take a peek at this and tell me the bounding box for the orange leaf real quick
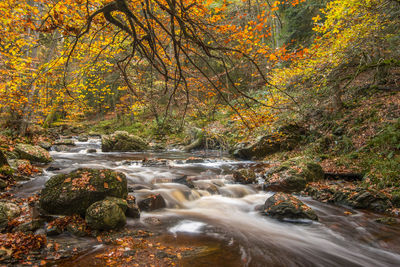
[64,178,71,183]
[104,182,109,189]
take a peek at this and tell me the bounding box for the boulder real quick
[193,181,219,194]
[38,141,52,150]
[126,201,140,218]
[85,200,126,230]
[9,159,36,175]
[347,190,391,213]
[174,175,195,189]
[137,193,166,211]
[87,149,97,153]
[264,158,324,193]
[233,169,257,184]
[264,168,307,193]
[0,202,21,229]
[263,192,318,221]
[15,144,52,163]
[102,131,148,152]
[40,168,127,215]
[232,124,306,160]
[104,196,128,213]
[77,135,88,142]
[305,184,392,213]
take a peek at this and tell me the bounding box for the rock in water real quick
[137,194,166,211]
[101,131,148,152]
[85,200,126,230]
[77,135,88,142]
[104,196,128,212]
[233,169,257,184]
[263,192,318,221]
[40,168,127,215]
[0,202,21,229]
[15,144,52,163]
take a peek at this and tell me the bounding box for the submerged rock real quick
[137,194,166,211]
[102,131,148,152]
[15,144,52,163]
[233,169,257,184]
[0,202,21,229]
[263,192,318,221]
[85,199,126,230]
[40,168,127,215]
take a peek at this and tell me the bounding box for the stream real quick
[15,137,400,266]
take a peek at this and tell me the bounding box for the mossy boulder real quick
[104,196,128,213]
[264,158,324,193]
[101,131,148,152]
[232,124,306,160]
[85,200,126,230]
[40,168,128,215]
[305,184,392,213]
[0,202,21,229]
[232,169,257,184]
[38,141,52,150]
[281,157,324,182]
[15,144,52,163]
[263,192,318,221]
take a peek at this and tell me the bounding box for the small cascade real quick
[14,137,400,266]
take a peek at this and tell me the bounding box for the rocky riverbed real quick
[0,136,399,266]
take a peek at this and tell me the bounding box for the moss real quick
[85,200,126,230]
[15,144,52,163]
[40,168,128,215]
[102,132,148,152]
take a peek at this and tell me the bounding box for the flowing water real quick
[16,138,400,266]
